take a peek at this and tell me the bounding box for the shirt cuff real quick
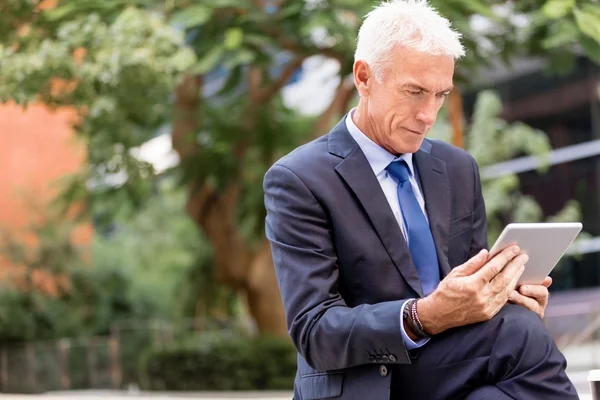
[400,299,430,350]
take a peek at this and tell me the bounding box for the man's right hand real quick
[417,246,528,335]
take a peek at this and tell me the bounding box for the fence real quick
[3,303,600,394]
[0,318,248,394]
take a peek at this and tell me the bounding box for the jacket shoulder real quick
[427,139,478,168]
[267,134,336,177]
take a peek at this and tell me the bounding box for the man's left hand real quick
[509,277,552,319]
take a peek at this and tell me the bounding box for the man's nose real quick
[416,98,438,126]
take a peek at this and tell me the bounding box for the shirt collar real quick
[345,108,415,177]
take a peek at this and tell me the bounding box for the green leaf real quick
[541,19,579,49]
[574,7,600,43]
[243,33,273,49]
[223,49,255,69]
[44,3,79,21]
[217,65,243,96]
[193,46,226,74]
[224,28,244,50]
[454,0,500,20]
[170,5,213,29]
[545,50,576,74]
[581,4,600,20]
[277,2,304,20]
[579,34,600,65]
[212,0,246,8]
[541,0,575,20]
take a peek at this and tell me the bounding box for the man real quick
[263,1,578,399]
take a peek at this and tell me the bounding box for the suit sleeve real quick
[264,163,411,371]
[468,156,489,258]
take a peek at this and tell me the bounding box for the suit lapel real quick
[330,120,424,297]
[413,145,452,277]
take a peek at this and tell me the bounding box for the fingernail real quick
[521,285,529,294]
[509,290,516,300]
[513,246,520,254]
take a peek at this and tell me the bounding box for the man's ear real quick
[353,60,372,97]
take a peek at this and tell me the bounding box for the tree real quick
[1,0,600,336]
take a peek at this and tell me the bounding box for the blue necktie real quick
[386,160,440,296]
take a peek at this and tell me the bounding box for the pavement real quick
[0,369,593,399]
[0,392,293,399]
[0,376,592,399]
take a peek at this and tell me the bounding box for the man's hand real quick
[508,277,552,319]
[417,246,527,335]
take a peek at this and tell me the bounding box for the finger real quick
[475,246,521,283]
[509,291,543,318]
[453,249,488,276]
[488,253,529,292]
[541,276,552,288]
[519,284,549,301]
[519,284,549,309]
[508,265,525,293]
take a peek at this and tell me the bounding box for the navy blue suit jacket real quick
[263,117,488,399]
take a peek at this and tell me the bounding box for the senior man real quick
[263,0,578,399]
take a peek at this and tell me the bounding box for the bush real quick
[139,334,297,391]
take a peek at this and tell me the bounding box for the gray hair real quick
[354,0,465,82]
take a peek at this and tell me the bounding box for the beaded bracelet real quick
[409,299,430,339]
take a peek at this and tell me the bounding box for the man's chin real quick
[394,138,425,154]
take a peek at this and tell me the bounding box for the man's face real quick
[363,46,455,154]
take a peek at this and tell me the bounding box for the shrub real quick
[140,334,296,391]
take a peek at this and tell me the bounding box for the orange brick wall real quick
[0,103,92,293]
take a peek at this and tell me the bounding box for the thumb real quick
[453,249,488,276]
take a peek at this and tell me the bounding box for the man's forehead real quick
[399,80,454,92]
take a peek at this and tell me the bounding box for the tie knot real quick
[386,160,411,183]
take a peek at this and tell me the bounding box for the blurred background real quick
[1,0,600,398]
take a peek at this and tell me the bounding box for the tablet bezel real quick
[487,222,582,286]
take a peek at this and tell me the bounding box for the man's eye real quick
[438,92,450,98]
[408,90,422,95]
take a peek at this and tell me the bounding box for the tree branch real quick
[260,24,347,65]
[313,75,356,138]
[255,56,305,103]
[172,74,202,159]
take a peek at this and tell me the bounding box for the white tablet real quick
[488,222,583,285]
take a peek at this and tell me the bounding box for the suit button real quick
[382,355,389,363]
[379,365,388,377]
[389,355,397,362]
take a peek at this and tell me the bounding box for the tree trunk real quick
[449,86,464,149]
[246,240,288,336]
[172,75,287,337]
[171,67,355,337]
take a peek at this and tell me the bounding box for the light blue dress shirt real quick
[345,109,430,350]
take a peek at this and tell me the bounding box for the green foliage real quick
[2,1,599,227]
[0,209,158,343]
[519,0,600,73]
[140,334,296,391]
[92,178,209,318]
[542,0,575,20]
[93,177,239,322]
[0,261,155,344]
[0,5,195,208]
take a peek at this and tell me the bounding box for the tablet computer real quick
[488,222,582,285]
